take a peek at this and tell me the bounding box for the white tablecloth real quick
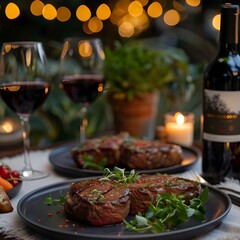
[0,149,240,240]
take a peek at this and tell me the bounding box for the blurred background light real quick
[212,13,220,30]
[76,5,91,22]
[78,41,92,58]
[83,21,93,34]
[119,22,135,38]
[42,4,57,20]
[96,4,111,20]
[128,1,143,17]
[0,0,222,39]
[57,7,71,22]
[88,17,103,33]
[30,0,44,17]
[164,9,180,26]
[5,3,20,19]
[138,0,149,7]
[147,2,163,18]
[186,0,201,7]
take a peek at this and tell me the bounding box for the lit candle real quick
[165,112,194,147]
[0,118,22,147]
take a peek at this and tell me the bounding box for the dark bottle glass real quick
[202,4,240,184]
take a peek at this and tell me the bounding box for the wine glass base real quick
[20,169,49,180]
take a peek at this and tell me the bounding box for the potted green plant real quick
[104,42,191,139]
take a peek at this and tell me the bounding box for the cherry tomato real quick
[0,166,11,179]
[9,179,19,187]
[11,170,20,179]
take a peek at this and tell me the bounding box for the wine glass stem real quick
[80,106,88,144]
[20,115,33,174]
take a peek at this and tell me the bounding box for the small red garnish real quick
[0,165,11,179]
[65,219,70,223]
[11,170,20,178]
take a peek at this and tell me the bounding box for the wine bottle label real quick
[203,89,240,142]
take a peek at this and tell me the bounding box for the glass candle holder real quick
[165,112,195,147]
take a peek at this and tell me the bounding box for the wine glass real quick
[59,37,105,144]
[0,42,51,180]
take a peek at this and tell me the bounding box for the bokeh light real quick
[57,7,71,22]
[147,2,163,18]
[128,1,143,17]
[212,13,220,30]
[30,0,44,16]
[186,0,201,7]
[5,3,20,20]
[88,17,103,33]
[96,4,111,20]
[42,4,57,20]
[164,9,180,26]
[138,0,149,7]
[119,22,135,38]
[78,41,92,58]
[0,0,208,38]
[76,5,91,22]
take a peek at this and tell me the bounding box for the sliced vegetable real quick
[0,176,13,191]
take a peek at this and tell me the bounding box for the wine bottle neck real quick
[218,4,239,55]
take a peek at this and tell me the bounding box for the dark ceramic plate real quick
[17,178,231,240]
[49,142,201,178]
[6,180,22,199]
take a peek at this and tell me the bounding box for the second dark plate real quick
[49,142,200,178]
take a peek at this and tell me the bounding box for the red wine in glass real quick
[0,82,50,116]
[0,41,51,180]
[62,74,104,105]
[60,37,105,144]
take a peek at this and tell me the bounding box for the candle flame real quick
[175,112,184,125]
[0,121,14,133]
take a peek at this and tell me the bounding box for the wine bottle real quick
[202,4,240,184]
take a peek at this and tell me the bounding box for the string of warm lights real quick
[1,0,220,38]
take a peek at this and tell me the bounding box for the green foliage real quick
[82,155,107,171]
[124,186,209,233]
[104,42,191,101]
[44,194,65,206]
[100,167,139,184]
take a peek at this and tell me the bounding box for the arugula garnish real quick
[100,167,139,183]
[44,194,65,206]
[82,155,107,171]
[124,186,209,233]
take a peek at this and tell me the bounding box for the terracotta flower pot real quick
[108,91,160,139]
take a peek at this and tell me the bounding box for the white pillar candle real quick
[165,112,194,147]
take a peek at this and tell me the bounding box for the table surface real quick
[0,141,69,240]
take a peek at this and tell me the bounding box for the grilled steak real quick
[71,132,129,168]
[64,173,201,226]
[128,174,201,215]
[72,133,184,171]
[64,178,130,226]
[121,140,183,170]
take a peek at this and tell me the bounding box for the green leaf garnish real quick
[124,187,209,233]
[100,167,139,183]
[82,155,107,171]
[44,194,65,206]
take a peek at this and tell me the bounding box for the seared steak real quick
[128,174,201,215]
[64,178,130,226]
[121,140,183,170]
[64,173,201,226]
[72,134,184,171]
[71,132,129,168]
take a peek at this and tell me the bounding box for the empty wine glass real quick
[0,42,51,180]
[59,37,105,144]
